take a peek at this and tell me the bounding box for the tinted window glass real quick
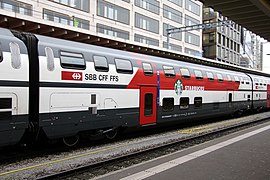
[144,93,153,116]
[10,42,21,69]
[163,98,174,111]
[45,47,54,71]
[94,56,109,72]
[194,97,202,107]
[142,62,153,76]
[115,58,133,74]
[163,65,175,78]
[60,51,85,69]
[180,97,189,109]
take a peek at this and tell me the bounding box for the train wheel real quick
[105,129,118,140]
[63,135,79,147]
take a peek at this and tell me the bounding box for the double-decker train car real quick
[0,27,270,147]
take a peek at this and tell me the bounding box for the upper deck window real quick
[142,62,153,76]
[227,75,232,82]
[10,42,21,69]
[206,72,214,81]
[45,47,55,71]
[180,68,190,78]
[60,51,86,69]
[234,76,240,83]
[217,73,223,82]
[0,44,2,63]
[93,56,109,72]
[163,65,175,78]
[194,70,203,80]
[115,58,133,74]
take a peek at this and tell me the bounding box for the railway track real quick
[33,112,270,180]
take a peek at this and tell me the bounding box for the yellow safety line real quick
[0,143,127,176]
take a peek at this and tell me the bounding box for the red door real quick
[140,86,157,125]
[267,85,270,108]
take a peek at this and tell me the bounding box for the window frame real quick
[142,62,153,76]
[115,58,133,74]
[163,65,176,78]
[59,51,86,70]
[93,55,109,72]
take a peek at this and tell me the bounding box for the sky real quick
[263,42,270,74]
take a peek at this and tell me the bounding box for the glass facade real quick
[163,5,182,24]
[135,34,159,47]
[97,23,129,40]
[135,13,159,34]
[135,0,160,15]
[0,0,32,16]
[50,0,89,12]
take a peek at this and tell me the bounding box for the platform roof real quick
[201,0,270,41]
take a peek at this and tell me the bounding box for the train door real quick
[140,86,157,125]
[267,85,270,108]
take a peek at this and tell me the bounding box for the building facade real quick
[202,7,241,66]
[0,0,203,56]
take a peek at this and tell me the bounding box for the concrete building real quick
[202,7,241,66]
[240,28,263,71]
[0,0,203,56]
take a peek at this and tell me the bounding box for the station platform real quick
[97,120,270,180]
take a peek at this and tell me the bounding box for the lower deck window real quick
[163,98,174,112]
[194,97,202,108]
[180,97,189,109]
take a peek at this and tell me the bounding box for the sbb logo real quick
[62,71,82,81]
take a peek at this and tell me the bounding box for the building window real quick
[185,32,200,46]
[185,15,200,27]
[185,48,200,56]
[50,0,89,12]
[168,0,182,6]
[194,70,203,80]
[115,59,133,74]
[97,0,130,25]
[0,0,32,16]
[163,42,182,52]
[163,65,175,78]
[60,51,85,70]
[163,98,174,112]
[43,9,70,25]
[142,62,153,76]
[135,0,160,15]
[135,13,159,34]
[134,34,159,47]
[163,23,182,41]
[180,97,189,109]
[194,97,202,107]
[93,56,109,72]
[185,0,200,16]
[97,24,129,40]
[163,5,182,24]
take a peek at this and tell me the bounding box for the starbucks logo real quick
[174,79,183,95]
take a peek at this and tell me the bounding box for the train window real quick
[91,94,96,104]
[217,73,223,82]
[194,70,203,80]
[194,97,202,108]
[180,97,189,109]
[10,42,21,69]
[163,65,175,78]
[206,72,214,81]
[60,51,85,70]
[93,56,109,72]
[45,47,55,71]
[229,93,232,103]
[142,62,153,76]
[180,68,190,79]
[162,98,174,112]
[144,93,153,116]
[234,76,240,83]
[115,58,133,74]
[227,75,232,82]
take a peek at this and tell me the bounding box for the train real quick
[0,27,270,147]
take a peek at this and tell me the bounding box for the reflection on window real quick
[206,72,214,81]
[180,68,190,78]
[163,65,175,78]
[60,51,85,69]
[144,93,153,116]
[115,59,133,74]
[94,56,108,72]
[142,62,153,76]
[194,70,203,80]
